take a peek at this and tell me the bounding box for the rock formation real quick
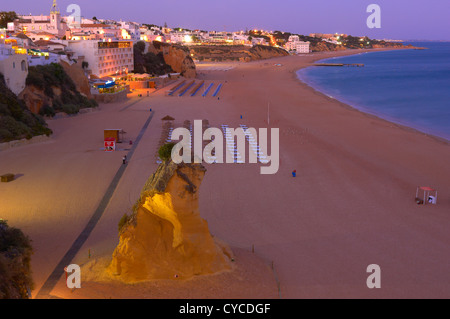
[108,161,232,282]
[18,85,48,115]
[59,59,92,99]
[189,44,289,62]
[19,63,97,115]
[247,45,290,60]
[148,41,197,78]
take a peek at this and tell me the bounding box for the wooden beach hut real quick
[104,129,125,143]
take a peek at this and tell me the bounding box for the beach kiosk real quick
[415,186,438,205]
[104,137,116,152]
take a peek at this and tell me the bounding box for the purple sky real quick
[4,0,450,40]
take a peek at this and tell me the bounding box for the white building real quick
[68,40,134,78]
[27,52,60,67]
[14,0,69,38]
[251,37,268,46]
[0,42,28,95]
[118,21,141,42]
[285,40,310,54]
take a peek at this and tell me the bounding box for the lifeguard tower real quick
[415,186,438,205]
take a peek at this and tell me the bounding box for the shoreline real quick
[291,48,450,145]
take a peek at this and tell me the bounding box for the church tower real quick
[50,0,61,33]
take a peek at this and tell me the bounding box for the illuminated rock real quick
[107,161,232,282]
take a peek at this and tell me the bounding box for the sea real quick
[297,42,450,141]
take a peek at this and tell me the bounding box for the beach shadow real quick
[13,174,24,180]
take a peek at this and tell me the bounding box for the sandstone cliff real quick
[148,42,197,78]
[18,85,49,115]
[108,161,232,282]
[247,45,290,60]
[310,42,346,52]
[59,59,92,99]
[19,63,97,116]
[189,44,289,62]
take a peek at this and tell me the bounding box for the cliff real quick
[310,42,346,52]
[248,45,290,60]
[189,44,289,62]
[59,59,92,99]
[0,73,51,143]
[148,41,197,78]
[19,63,97,116]
[107,161,232,282]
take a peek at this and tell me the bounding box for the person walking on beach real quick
[123,155,127,165]
[292,170,296,177]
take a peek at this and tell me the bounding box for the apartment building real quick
[68,40,134,78]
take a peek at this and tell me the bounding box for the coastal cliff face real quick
[59,60,92,99]
[148,42,197,78]
[18,85,48,115]
[19,63,97,116]
[248,45,290,60]
[190,44,289,62]
[311,42,347,52]
[107,161,232,282]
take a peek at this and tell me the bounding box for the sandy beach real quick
[1,48,450,299]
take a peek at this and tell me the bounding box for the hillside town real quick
[0,0,400,101]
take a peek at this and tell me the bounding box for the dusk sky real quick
[4,0,450,40]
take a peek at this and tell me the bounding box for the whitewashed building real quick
[14,0,69,38]
[67,40,134,78]
[285,39,310,54]
[0,42,28,95]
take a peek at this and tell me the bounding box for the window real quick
[21,60,26,72]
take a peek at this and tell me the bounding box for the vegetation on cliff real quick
[0,73,52,143]
[158,142,175,162]
[150,41,196,78]
[25,63,97,117]
[0,220,34,299]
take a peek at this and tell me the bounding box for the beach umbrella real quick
[161,115,175,121]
